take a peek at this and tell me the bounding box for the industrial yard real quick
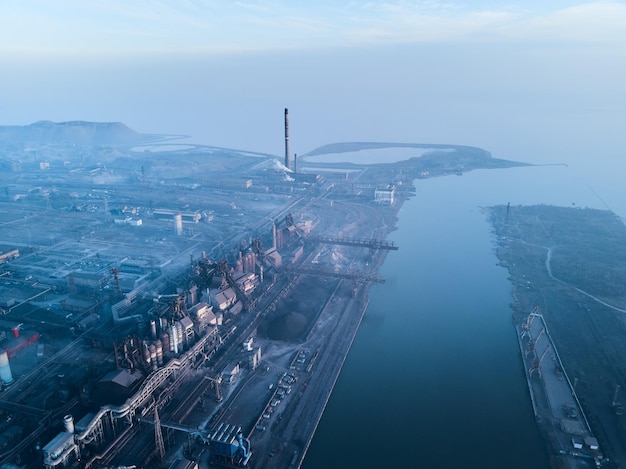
[0,118,525,468]
[490,204,626,469]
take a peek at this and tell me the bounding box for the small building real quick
[114,217,142,226]
[153,209,201,223]
[189,302,217,335]
[77,313,100,330]
[67,271,108,293]
[43,432,79,469]
[234,272,257,294]
[74,413,95,433]
[584,436,599,451]
[214,287,237,311]
[117,273,143,292]
[375,184,396,205]
[222,363,240,385]
[189,302,216,324]
[285,245,304,264]
[229,301,243,315]
[264,249,282,268]
[215,311,224,326]
[0,297,16,309]
[61,296,99,315]
[572,438,583,450]
[208,423,251,467]
[0,247,19,264]
[293,172,321,184]
[246,347,262,370]
[186,284,199,305]
[93,368,143,406]
[119,258,153,274]
[243,337,253,352]
[180,316,195,347]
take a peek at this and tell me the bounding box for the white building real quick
[43,432,79,469]
[375,184,396,205]
[214,287,237,311]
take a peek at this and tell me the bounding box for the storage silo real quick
[160,332,170,355]
[170,325,178,354]
[149,344,157,371]
[0,351,13,385]
[63,414,75,434]
[175,321,184,352]
[142,341,151,366]
[155,340,163,366]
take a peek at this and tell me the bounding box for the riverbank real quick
[489,204,626,467]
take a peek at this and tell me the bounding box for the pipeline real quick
[75,327,217,444]
[111,297,143,325]
[236,430,252,465]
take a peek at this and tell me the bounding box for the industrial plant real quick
[0,115,511,468]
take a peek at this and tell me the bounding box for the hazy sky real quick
[1,1,624,186]
[2,1,625,56]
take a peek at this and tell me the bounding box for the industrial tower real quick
[284,108,290,170]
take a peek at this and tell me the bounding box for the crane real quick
[205,374,223,403]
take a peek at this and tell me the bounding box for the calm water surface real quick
[303,165,606,469]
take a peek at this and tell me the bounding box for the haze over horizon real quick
[1,1,624,212]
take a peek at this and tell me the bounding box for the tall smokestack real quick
[284,108,290,170]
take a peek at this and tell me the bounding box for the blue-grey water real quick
[303,165,609,469]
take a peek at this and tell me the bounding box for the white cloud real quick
[0,1,624,58]
[503,2,626,43]
[343,1,626,45]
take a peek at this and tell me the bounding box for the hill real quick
[0,120,148,145]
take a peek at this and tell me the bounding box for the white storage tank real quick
[63,414,74,434]
[160,332,170,354]
[149,344,157,370]
[175,322,184,352]
[155,339,164,366]
[0,350,13,385]
[143,340,151,365]
[170,325,178,354]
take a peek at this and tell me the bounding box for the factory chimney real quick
[0,351,13,385]
[284,108,290,170]
[294,153,297,174]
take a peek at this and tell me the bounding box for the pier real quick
[518,311,602,468]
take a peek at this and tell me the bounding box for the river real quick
[302,164,608,469]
